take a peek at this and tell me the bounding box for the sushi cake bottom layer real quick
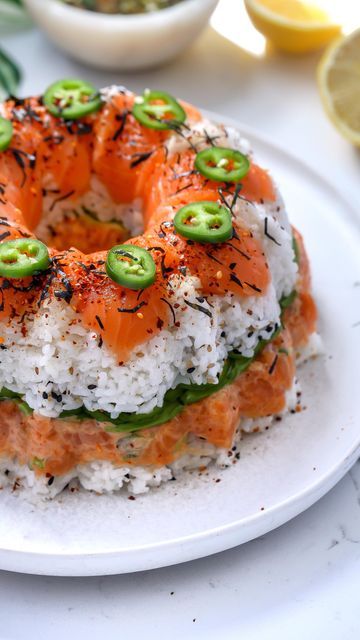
[0,331,321,502]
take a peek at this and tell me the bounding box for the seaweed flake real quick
[130,150,153,168]
[160,253,173,280]
[174,182,193,195]
[203,129,221,147]
[6,95,26,107]
[184,299,212,318]
[230,273,244,288]
[223,242,251,261]
[112,110,128,141]
[160,297,176,323]
[117,301,147,314]
[11,108,26,123]
[11,149,27,187]
[244,282,262,293]
[147,245,165,254]
[77,121,93,136]
[166,120,198,152]
[55,268,73,303]
[217,186,229,210]
[76,261,91,273]
[64,120,93,136]
[95,315,104,330]
[49,190,75,212]
[230,183,243,211]
[205,251,224,266]
[170,169,196,181]
[43,133,65,145]
[159,220,173,237]
[3,277,41,293]
[25,105,42,123]
[268,354,278,375]
[217,183,243,216]
[264,217,281,246]
[38,271,56,307]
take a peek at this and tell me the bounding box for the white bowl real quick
[23,0,219,71]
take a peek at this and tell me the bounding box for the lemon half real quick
[318,29,360,146]
[244,0,341,54]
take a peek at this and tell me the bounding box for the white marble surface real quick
[1,2,360,636]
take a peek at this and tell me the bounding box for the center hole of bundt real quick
[35,186,135,254]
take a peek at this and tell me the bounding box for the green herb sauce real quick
[62,0,183,14]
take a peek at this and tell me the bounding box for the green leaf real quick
[0,0,31,34]
[0,47,22,100]
[0,387,21,399]
[18,401,33,416]
[280,290,297,310]
[30,456,45,470]
[292,235,300,265]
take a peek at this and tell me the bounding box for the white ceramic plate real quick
[0,116,359,577]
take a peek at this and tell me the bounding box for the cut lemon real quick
[244,0,341,54]
[318,29,360,146]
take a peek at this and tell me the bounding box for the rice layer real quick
[0,357,325,504]
[0,120,297,419]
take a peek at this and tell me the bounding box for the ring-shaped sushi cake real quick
[0,82,319,499]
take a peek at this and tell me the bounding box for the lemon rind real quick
[244,0,341,33]
[317,32,360,147]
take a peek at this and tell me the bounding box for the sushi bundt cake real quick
[0,81,318,498]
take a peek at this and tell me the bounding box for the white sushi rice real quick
[0,96,319,501]
[0,275,283,417]
[0,352,319,503]
[0,117,296,417]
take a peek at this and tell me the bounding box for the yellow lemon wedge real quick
[318,29,360,146]
[244,0,342,53]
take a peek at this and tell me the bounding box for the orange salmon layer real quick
[0,328,295,477]
[0,90,274,362]
[0,87,317,479]
[0,251,316,478]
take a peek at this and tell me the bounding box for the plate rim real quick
[1,115,359,576]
